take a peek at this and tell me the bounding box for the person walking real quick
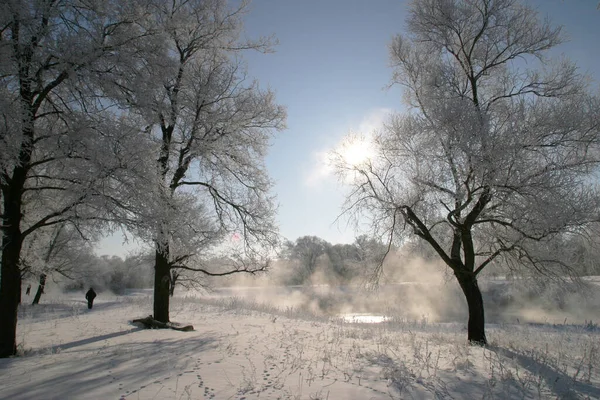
[85,287,97,309]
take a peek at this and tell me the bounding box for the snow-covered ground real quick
[1,288,599,399]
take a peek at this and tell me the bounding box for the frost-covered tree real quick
[115,0,286,323]
[335,0,600,344]
[0,0,149,357]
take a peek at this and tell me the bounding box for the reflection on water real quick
[341,314,388,324]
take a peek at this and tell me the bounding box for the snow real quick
[341,314,389,324]
[1,289,600,399]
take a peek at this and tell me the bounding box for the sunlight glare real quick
[339,135,374,167]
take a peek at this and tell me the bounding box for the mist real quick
[203,250,600,327]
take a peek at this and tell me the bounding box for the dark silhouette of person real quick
[25,284,31,296]
[85,288,97,309]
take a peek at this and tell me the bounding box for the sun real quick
[338,134,374,167]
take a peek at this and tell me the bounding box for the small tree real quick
[335,0,600,344]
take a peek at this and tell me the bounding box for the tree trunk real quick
[0,173,26,357]
[32,224,64,307]
[455,272,487,345]
[169,270,178,297]
[32,274,47,305]
[0,236,22,358]
[153,248,171,323]
[1,44,37,357]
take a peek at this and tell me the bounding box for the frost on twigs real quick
[114,0,286,322]
[132,315,194,332]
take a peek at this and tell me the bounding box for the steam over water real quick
[202,278,600,326]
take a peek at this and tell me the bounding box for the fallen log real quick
[132,315,194,332]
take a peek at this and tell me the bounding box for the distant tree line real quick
[279,235,389,285]
[26,230,600,303]
[280,234,600,286]
[20,249,154,303]
[18,233,390,297]
[59,254,154,294]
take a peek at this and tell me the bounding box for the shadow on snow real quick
[0,333,218,400]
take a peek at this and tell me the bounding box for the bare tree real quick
[117,0,286,323]
[334,0,600,344]
[0,0,149,357]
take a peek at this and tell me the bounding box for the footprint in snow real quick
[204,386,215,396]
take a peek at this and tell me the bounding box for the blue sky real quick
[97,0,600,257]
[240,0,409,246]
